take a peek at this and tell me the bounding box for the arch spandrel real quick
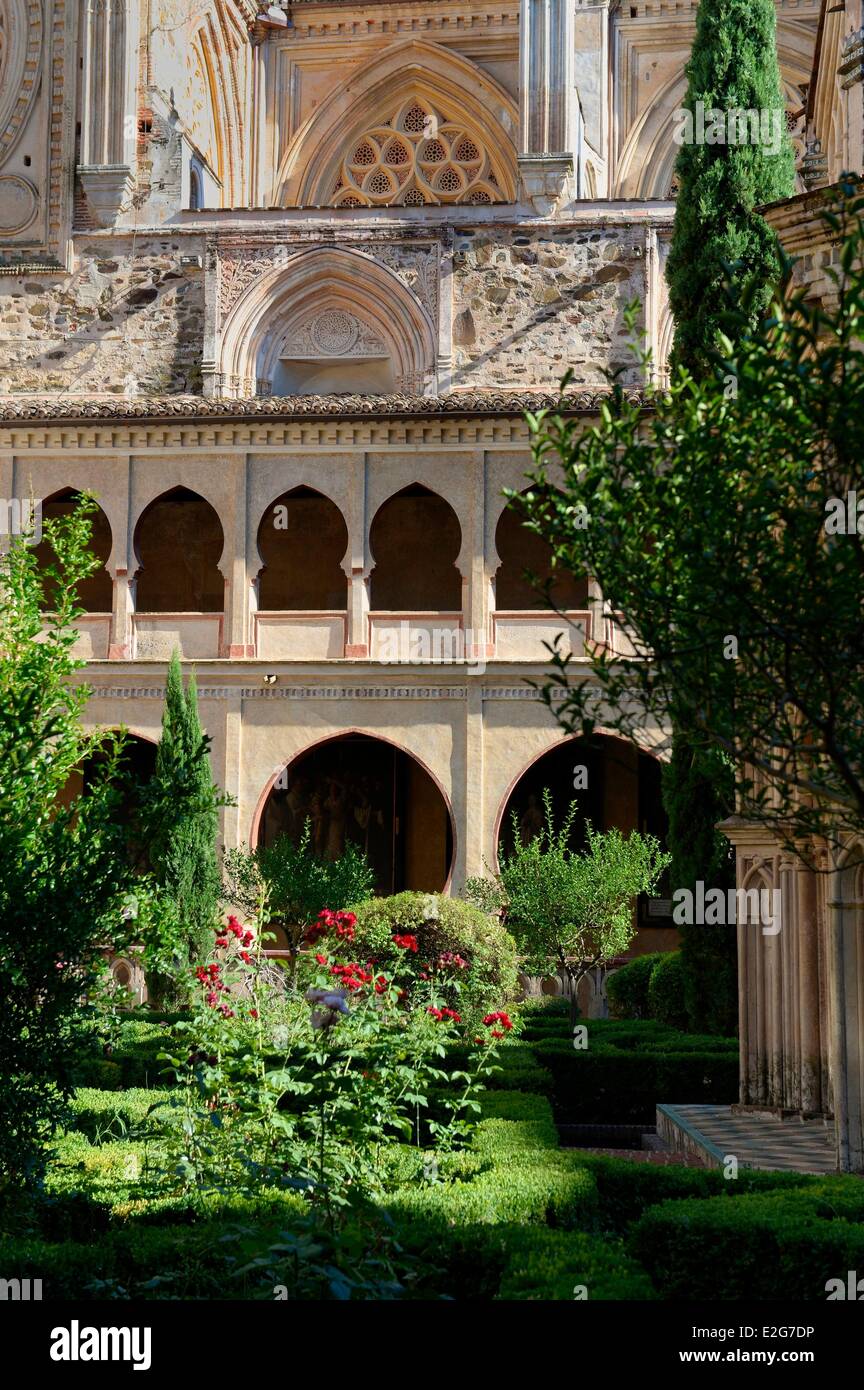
[274,38,518,209]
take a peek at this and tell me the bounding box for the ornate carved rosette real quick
[333,98,502,208]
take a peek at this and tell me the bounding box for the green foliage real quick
[606,953,663,1021]
[576,1151,822,1234]
[156,920,506,1211]
[646,951,689,1031]
[510,1013,737,1122]
[490,790,668,1005]
[139,652,225,992]
[348,891,519,1029]
[630,1184,864,1300]
[223,821,375,957]
[667,0,795,375]
[520,192,864,859]
[0,500,134,1186]
[662,737,737,1035]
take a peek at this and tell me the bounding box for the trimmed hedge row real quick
[507,1006,738,1122]
[575,1152,824,1232]
[630,1184,864,1300]
[8,1087,658,1300]
[531,1044,739,1122]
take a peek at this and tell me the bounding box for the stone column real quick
[464,450,490,664]
[797,860,823,1115]
[78,0,138,226]
[573,0,611,197]
[519,0,578,212]
[345,452,369,658]
[108,568,133,659]
[827,859,864,1171]
[223,457,252,659]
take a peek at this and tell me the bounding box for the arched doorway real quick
[33,489,113,612]
[259,733,454,895]
[369,484,461,610]
[59,732,158,870]
[257,487,348,610]
[494,492,588,610]
[134,488,224,612]
[497,734,670,927]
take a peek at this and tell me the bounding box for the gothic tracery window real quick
[332,99,503,208]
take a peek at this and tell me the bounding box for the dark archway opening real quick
[495,494,588,610]
[34,490,113,612]
[134,487,224,613]
[257,487,348,610]
[58,733,158,871]
[369,484,461,610]
[260,734,453,896]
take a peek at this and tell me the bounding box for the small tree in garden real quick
[223,822,375,979]
[474,790,669,1019]
[139,651,225,990]
[0,499,133,1185]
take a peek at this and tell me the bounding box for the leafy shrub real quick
[576,1152,821,1233]
[630,1185,864,1300]
[0,500,136,1185]
[223,823,375,954]
[349,892,519,1027]
[530,1041,738,1122]
[607,953,663,1020]
[494,1227,656,1301]
[69,1089,175,1143]
[647,951,689,1030]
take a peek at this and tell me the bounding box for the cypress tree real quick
[663,0,794,1029]
[661,737,737,1036]
[148,651,222,970]
[667,0,796,375]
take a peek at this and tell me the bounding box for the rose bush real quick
[343,892,519,1032]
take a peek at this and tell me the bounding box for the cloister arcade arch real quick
[369,484,462,612]
[34,489,112,613]
[257,732,455,902]
[133,488,225,614]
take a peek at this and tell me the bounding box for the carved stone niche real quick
[273,309,396,394]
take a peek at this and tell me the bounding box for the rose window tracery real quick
[332,99,502,207]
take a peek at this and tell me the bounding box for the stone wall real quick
[0,237,206,396]
[450,224,647,389]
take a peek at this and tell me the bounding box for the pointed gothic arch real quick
[275,38,518,208]
[216,246,437,398]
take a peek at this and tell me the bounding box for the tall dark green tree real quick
[667,0,795,375]
[661,737,736,1036]
[661,0,795,1029]
[144,652,223,981]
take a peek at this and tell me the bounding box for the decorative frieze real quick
[88,683,470,700]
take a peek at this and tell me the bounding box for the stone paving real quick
[658,1103,840,1174]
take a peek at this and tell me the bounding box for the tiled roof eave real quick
[0,389,649,425]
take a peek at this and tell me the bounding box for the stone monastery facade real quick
[0,1,860,1057]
